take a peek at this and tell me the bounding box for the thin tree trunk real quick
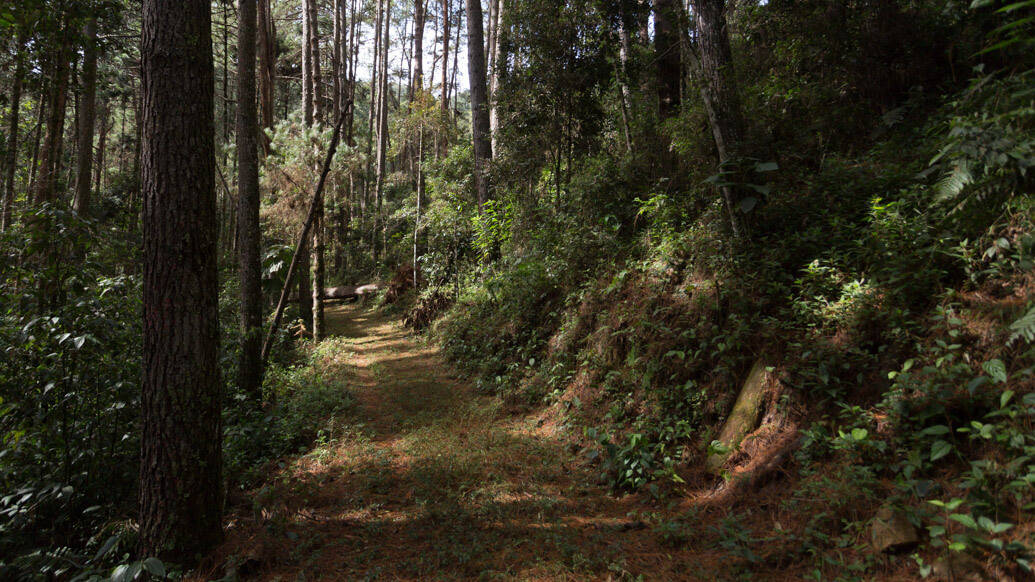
[2,29,26,231]
[139,0,223,563]
[413,0,424,93]
[237,0,264,400]
[74,18,99,215]
[374,0,391,261]
[440,0,450,156]
[302,0,315,126]
[465,0,491,205]
[34,42,71,204]
[27,90,46,197]
[93,102,108,196]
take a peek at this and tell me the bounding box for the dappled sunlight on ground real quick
[198,305,842,581]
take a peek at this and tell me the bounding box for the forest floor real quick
[199,304,910,581]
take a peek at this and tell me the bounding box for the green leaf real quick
[983,359,1008,384]
[142,557,167,577]
[754,161,779,172]
[950,513,979,529]
[931,440,953,461]
[851,428,868,441]
[920,425,951,436]
[740,197,759,213]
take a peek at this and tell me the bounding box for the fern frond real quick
[934,163,973,203]
[1008,306,1035,346]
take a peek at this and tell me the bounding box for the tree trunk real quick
[258,0,276,154]
[302,0,315,126]
[333,0,342,123]
[93,102,108,196]
[139,0,223,563]
[306,0,323,124]
[653,0,681,120]
[34,42,71,205]
[74,18,99,215]
[689,0,746,238]
[464,0,491,205]
[413,0,425,92]
[237,0,264,400]
[374,0,391,260]
[440,0,450,118]
[311,199,325,341]
[488,0,502,153]
[2,29,26,232]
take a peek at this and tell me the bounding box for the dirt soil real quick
[197,304,916,581]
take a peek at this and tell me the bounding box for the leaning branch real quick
[260,103,351,368]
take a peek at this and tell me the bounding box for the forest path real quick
[210,304,719,581]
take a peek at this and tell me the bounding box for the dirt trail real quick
[208,304,744,581]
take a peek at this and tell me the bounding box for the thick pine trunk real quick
[464,0,491,205]
[74,18,99,215]
[689,0,746,238]
[139,0,223,563]
[413,0,425,92]
[237,0,264,400]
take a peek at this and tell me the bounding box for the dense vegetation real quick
[0,0,1033,579]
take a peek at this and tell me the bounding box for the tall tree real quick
[440,0,449,121]
[257,0,276,154]
[688,0,746,237]
[654,0,681,119]
[413,0,425,92]
[465,0,491,205]
[139,0,223,562]
[33,33,72,204]
[2,28,27,231]
[237,0,264,399]
[74,17,100,215]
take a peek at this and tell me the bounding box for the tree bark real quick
[139,0,223,563]
[93,101,108,195]
[653,0,681,120]
[302,0,315,126]
[33,40,71,205]
[374,0,391,259]
[306,0,323,124]
[440,0,450,116]
[237,0,264,400]
[74,18,99,215]
[2,29,26,231]
[258,0,276,154]
[689,0,746,238]
[464,0,491,205]
[413,0,425,92]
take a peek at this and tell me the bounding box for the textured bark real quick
[374,0,391,259]
[2,30,26,231]
[689,0,746,238]
[306,0,323,123]
[333,0,341,121]
[74,18,99,215]
[311,200,325,341]
[139,0,223,563]
[93,102,109,196]
[487,0,502,152]
[258,0,276,154]
[302,0,315,126]
[440,0,449,114]
[413,0,425,92]
[465,0,491,205]
[653,0,681,119]
[237,0,264,400]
